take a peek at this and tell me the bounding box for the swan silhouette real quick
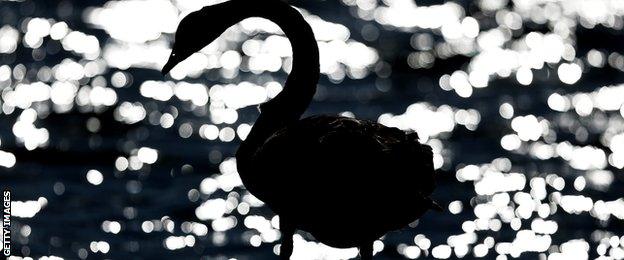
[162,0,439,259]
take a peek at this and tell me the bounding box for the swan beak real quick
[161,52,180,75]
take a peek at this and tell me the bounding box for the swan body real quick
[246,115,436,248]
[162,0,438,258]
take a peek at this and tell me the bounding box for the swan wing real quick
[255,115,435,203]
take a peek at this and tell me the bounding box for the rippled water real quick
[2,0,624,259]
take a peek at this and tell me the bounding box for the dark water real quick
[2,0,624,259]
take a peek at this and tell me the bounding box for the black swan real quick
[161,0,439,258]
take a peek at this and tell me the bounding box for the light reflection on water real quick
[1,0,624,259]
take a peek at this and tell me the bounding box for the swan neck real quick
[236,0,319,149]
[247,1,320,116]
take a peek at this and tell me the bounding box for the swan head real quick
[162,4,235,75]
